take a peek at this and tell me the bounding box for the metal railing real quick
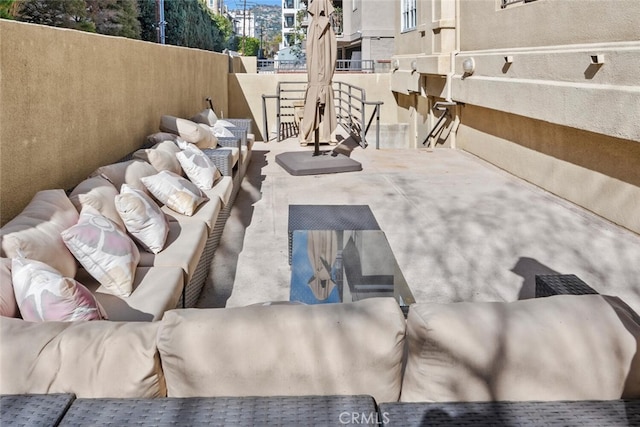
[261,81,383,148]
[333,81,383,149]
[257,59,375,74]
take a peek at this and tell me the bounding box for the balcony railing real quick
[258,59,375,74]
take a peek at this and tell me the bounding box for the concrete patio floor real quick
[197,134,640,314]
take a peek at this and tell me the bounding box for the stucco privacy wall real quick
[456,106,640,235]
[228,73,397,142]
[0,20,229,225]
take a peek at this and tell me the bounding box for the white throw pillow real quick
[175,145,221,191]
[61,206,140,298]
[215,119,236,128]
[140,171,208,216]
[11,256,107,321]
[115,184,169,254]
[190,108,218,126]
[211,123,235,138]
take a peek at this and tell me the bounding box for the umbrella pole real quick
[313,101,321,156]
[314,127,320,156]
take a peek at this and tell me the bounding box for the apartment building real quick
[282,0,304,48]
[332,0,395,64]
[389,0,640,234]
[280,0,395,65]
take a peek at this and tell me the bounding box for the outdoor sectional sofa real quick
[0,111,252,321]
[1,292,640,425]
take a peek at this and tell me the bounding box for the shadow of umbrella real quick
[299,0,338,156]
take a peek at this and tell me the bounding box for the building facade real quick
[231,9,256,39]
[389,0,640,234]
[280,0,395,66]
[332,0,395,65]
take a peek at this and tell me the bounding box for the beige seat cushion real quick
[138,221,208,284]
[91,160,158,194]
[0,316,166,398]
[203,176,233,206]
[157,298,406,403]
[69,175,125,231]
[78,266,183,322]
[162,196,222,233]
[400,294,640,402]
[0,189,79,278]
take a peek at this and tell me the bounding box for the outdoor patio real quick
[197,132,640,314]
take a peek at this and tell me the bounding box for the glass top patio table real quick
[289,229,415,315]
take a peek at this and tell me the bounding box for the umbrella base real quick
[275,151,362,176]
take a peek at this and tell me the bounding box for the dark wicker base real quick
[379,400,640,426]
[58,395,378,427]
[535,274,599,298]
[0,394,75,427]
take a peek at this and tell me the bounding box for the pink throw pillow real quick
[11,257,107,321]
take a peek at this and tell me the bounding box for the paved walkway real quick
[197,136,640,313]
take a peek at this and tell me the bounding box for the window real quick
[402,0,417,32]
[284,0,294,9]
[285,14,295,28]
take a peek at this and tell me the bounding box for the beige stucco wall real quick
[461,0,640,51]
[0,20,229,225]
[457,105,640,234]
[228,73,398,142]
[388,0,640,234]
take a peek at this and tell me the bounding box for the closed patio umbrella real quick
[299,0,337,155]
[306,230,338,300]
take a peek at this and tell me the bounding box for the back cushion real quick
[133,148,182,176]
[400,295,640,402]
[0,189,78,278]
[157,298,406,403]
[69,175,125,231]
[0,258,19,318]
[91,160,158,194]
[159,115,207,145]
[0,316,166,398]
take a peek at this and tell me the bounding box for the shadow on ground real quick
[197,150,268,308]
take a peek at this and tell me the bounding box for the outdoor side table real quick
[535,274,599,297]
[288,205,381,265]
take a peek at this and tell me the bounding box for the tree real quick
[136,0,156,42]
[212,12,232,46]
[0,0,19,19]
[289,5,307,60]
[86,0,141,39]
[17,0,96,32]
[239,36,259,56]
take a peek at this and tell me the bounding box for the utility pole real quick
[259,24,264,59]
[242,0,246,54]
[155,0,166,44]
